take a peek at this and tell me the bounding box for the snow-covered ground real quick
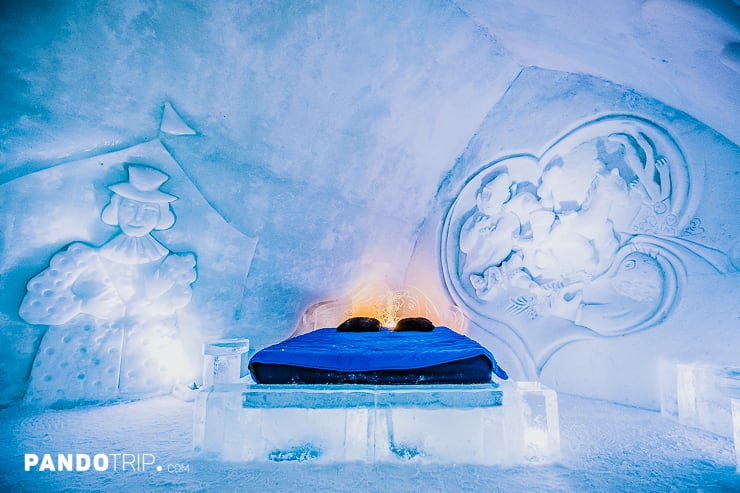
[1,393,737,492]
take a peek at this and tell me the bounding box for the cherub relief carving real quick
[442,116,732,371]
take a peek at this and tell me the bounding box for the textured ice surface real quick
[414,65,740,406]
[733,399,740,473]
[659,362,740,438]
[0,0,738,415]
[455,0,740,145]
[193,382,559,465]
[17,165,198,407]
[2,393,739,492]
[0,139,258,405]
[202,339,250,388]
[0,3,737,489]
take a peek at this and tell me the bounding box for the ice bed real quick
[193,286,560,464]
[248,321,509,386]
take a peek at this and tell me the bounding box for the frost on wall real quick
[441,114,738,375]
[0,105,258,405]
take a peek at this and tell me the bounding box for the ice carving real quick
[460,171,523,275]
[442,115,736,372]
[292,281,464,335]
[159,101,197,136]
[19,164,197,406]
[457,124,682,331]
[202,338,250,388]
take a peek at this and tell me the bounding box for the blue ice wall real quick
[0,1,737,407]
[0,0,519,404]
[409,67,739,408]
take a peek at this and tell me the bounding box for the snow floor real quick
[1,393,738,492]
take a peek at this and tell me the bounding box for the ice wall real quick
[0,0,738,407]
[0,0,518,404]
[409,66,739,409]
[456,0,740,146]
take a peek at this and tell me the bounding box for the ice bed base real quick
[193,382,560,464]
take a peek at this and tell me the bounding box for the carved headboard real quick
[292,282,465,336]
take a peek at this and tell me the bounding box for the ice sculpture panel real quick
[0,104,259,405]
[19,165,196,406]
[441,114,737,373]
[448,116,688,330]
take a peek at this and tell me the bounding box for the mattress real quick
[248,326,508,385]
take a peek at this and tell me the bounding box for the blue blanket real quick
[249,327,508,380]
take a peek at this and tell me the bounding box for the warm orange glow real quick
[347,281,461,330]
[293,281,467,336]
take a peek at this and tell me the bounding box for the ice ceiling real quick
[0,0,738,407]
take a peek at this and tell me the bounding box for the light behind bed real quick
[292,281,464,336]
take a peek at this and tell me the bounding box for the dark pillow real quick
[394,317,435,332]
[336,317,381,332]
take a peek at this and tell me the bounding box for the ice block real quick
[193,381,561,465]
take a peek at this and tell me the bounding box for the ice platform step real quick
[241,384,503,408]
[193,381,560,464]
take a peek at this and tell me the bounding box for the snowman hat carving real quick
[109,164,178,203]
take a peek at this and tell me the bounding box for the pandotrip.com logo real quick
[24,453,190,473]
